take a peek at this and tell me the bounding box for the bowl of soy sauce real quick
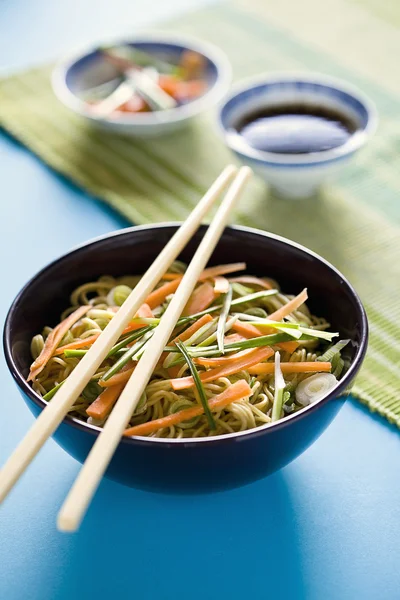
[219,73,377,199]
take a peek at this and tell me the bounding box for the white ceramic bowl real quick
[52,32,231,137]
[218,73,378,199]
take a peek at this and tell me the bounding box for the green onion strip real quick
[217,285,233,354]
[175,340,216,430]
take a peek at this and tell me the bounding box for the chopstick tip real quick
[57,513,79,533]
[223,164,238,177]
[239,165,253,179]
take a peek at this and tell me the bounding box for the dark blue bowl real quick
[3,225,368,493]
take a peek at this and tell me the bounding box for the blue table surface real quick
[1,2,399,599]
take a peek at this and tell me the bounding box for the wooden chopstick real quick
[57,166,252,532]
[0,165,237,504]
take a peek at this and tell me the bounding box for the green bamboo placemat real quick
[1,0,400,426]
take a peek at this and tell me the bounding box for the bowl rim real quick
[218,71,378,166]
[52,31,232,127]
[3,223,368,447]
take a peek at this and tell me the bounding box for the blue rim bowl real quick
[3,224,368,493]
[219,72,378,168]
[52,32,232,135]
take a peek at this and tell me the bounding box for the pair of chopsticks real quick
[0,164,252,531]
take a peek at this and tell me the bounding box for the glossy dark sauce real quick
[235,104,359,154]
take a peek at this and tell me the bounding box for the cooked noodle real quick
[29,265,345,438]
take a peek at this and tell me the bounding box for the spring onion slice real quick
[295,373,338,406]
[298,327,338,341]
[240,316,338,341]
[101,45,176,75]
[197,316,238,348]
[184,319,218,347]
[175,340,216,430]
[178,289,279,323]
[217,285,233,354]
[332,357,345,378]
[242,307,268,319]
[102,331,153,381]
[168,399,200,429]
[64,348,133,358]
[107,325,154,356]
[162,319,218,369]
[317,339,350,362]
[231,282,254,296]
[272,352,286,422]
[132,330,155,360]
[64,349,90,358]
[165,332,293,354]
[239,318,303,339]
[135,391,147,415]
[82,381,103,401]
[166,316,238,368]
[60,326,153,359]
[235,314,300,328]
[43,381,64,401]
[127,69,177,111]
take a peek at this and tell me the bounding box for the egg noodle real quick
[28,263,348,438]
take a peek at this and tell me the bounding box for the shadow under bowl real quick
[3,224,368,493]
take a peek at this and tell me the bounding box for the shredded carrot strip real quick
[121,305,156,335]
[213,276,230,294]
[171,314,214,345]
[145,279,181,310]
[158,313,214,370]
[248,361,332,375]
[269,289,308,321]
[122,320,152,335]
[123,379,252,437]
[199,263,246,280]
[276,341,299,354]
[99,365,135,388]
[28,305,90,381]
[183,281,218,316]
[227,275,273,290]
[54,333,101,355]
[158,76,207,99]
[232,320,263,338]
[136,303,154,318]
[167,365,183,378]
[171,347,274,390]
[86,383,125,420]
[224,333,247,344]
[161,262,247,281]
[194,348,253,368]
[232,291,308,338]
[190,337,298,369]
[159,273,182,281]
[54,307,155,356]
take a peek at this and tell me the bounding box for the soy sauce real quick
[235,104,358,154]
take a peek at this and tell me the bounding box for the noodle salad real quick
[28,262,349,439]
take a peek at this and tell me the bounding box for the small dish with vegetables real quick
[52,33,231,136]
